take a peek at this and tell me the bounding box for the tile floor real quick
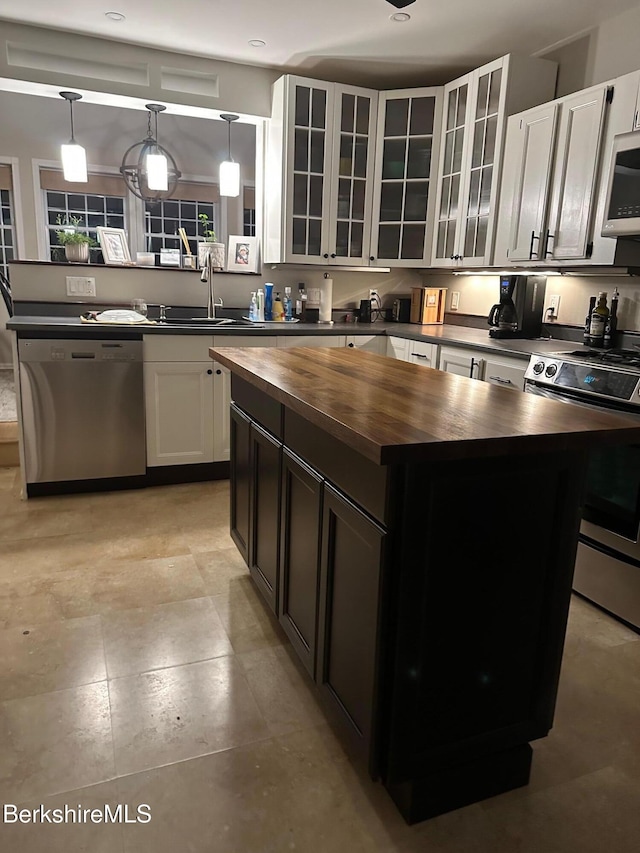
[0,466,639,851]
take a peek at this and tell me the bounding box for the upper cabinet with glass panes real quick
[431,54,557,269]
[264,75,378,266]
[370,88,443,267]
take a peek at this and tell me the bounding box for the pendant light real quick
[219,113,240,197]
[120,104,181,202]
[59,92,88,183]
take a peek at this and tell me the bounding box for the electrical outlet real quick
[549,294,561,317]
[369,289,379,301]
[451,291,460,310]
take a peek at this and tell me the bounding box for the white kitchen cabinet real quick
[438,345,484,378]
[264,75,378,266]
[495,72,640,267]
[431,54,557,268]
[406,338,438,368]
[277,335,346,347]
[386,335,410,360]
[345,334,386,354]
[145,361,215,467]
[369,88,443,266]
[144,334,276,467]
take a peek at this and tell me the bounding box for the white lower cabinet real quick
[144,334,276,467]
[345,334,386,354]
[438,344,526,389]
[386,336,410,361]
[406,339,438,368]
[277,335,346,347]
[145,361,215,467]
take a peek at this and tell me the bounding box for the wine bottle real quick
[588,291,609,348]
[603,288,619,350]
[584,296,596,346]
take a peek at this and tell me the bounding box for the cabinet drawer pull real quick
[412,353,428,359]
[489,375,513,385]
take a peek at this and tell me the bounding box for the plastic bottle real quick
[256,288,265,322]
[295,283,307,320]
[272,292,285,321]
[249,291,257,322]
[588,291,609,348]
[603,288,619,349]
[584,296,596,346]
[264,283,274,321]
[284,286,293,321]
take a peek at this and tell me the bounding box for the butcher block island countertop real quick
[209,346,640,463]
[210,345,640,826]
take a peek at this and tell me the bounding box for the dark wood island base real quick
[210,346,640,824]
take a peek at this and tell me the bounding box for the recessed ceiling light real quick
[248,39,266,47]
[105,11,126,22]
[390,12,411,21]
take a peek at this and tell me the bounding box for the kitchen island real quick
[210,345,640,824]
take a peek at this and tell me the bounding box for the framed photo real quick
[97,227,132,266]
[226,236,258,273]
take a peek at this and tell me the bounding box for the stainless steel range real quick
[525,348,640,631]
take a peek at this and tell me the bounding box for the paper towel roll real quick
[320,277,333,323]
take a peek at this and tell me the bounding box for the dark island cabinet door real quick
[279,449,323,677]
[230,403,251,564]
[317,483,386,771]
[249,423,282,613]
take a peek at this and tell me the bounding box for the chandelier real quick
[120,104,181,202]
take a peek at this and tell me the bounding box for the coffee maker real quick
[488,275,547,339]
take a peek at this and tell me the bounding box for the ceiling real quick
[0,0,639,87]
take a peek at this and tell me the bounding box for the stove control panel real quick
[524,354,640,405]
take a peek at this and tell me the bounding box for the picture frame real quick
[96,227,132,266]
[226,236,258,273]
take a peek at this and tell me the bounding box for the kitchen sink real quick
[164,318,262,328]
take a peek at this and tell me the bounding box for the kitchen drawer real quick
[144,334,214,362]
[483,356,527,391]
[406,339,438,368]
[345,335,385,354]
[386,336,409,361]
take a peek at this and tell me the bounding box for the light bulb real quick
[61,143,88,183]
[219,160,240,197]
[146,153,168,191]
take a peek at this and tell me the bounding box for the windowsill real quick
[9,260,261,275]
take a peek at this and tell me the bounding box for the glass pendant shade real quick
[146,152,168,191]
[61,142,88,183]
[219,160,240,197]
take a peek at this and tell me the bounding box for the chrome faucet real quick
[200,252,222,319]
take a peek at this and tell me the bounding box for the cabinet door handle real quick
[323,253,329,258]
[216,369,222,375]
[543,230,555,258]
[207,369,213,375]
[369,256,375,261]
[529,231,540,260]
[470,358,481,378]
[488,375,513,385]
[348,342,355,347]
[330,253,336,259]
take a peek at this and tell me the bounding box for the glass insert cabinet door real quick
[370,88,443,266]
[327,85,378,265]
[287,78,334,261]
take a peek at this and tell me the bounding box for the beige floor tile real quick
[193,546,249,595]
[211,574,288,654]
[49,554,208,619]
[0,682,114,803]
[0,465,17,491]
[565,594,640,652]
[238,644,326,736]
[0,507,94,542]
[102,597,232,678]
[0,615,106,701]
[0,577,67,630]
[109,657,269,776]
[1,779,124,853]
[484,765,640,853]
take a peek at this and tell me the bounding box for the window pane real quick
[308,218,322,255]
[182,202,196,220]
[382,138,406,180]
[352,180,365,221]
[311,89,326,129]
[350,222,363,257]
[410,98,435,135]
[447,90,457,131]
[47,192,65,209]
[0,189,9,205]
[295,86,310,126]
[354,137,368,178]
[293,217,306,254]
[488,69,502,115]
[385,99,409,136]
[467,169,481,218]
[106,197,124,214]
[456,84,468,126]
[472,119,486,169]
[475,216,489,257]
[294,173,308,217]
[337,179,351,219]
[479,166,493,215]
[356,97,370,134]
[453,129,464,173]
[484,115,498,166]
[294,129,309,172]
[341,93,355,133]
[476,75,489,120]
[309,175,323,218]
[464,217,477,257]
[440,175,451,219]
[164,201,179,218]
[378,224,400,259]
[68,194,85,212]
[407,137,432,178]
[380,182,403,221]
[87,196,104,213]
[339,135,353,176]
[336,220,349,256]
[437,220,447,257]
[404,182,428,221]
[310,130,325,173]
[401,224,425,259]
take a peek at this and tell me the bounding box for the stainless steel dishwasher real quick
[19,338,145,484]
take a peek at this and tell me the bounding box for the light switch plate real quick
[66,276,96,297]
[451,291,460,310]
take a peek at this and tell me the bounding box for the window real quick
[0,187,16,279]
[144,198,216,261]
[46,190,125,260]
[243,207,256,237]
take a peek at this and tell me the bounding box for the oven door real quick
[525,382,640,559]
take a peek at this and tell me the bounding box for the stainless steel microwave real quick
[602,131,640,237]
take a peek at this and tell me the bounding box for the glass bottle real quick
[249,291,257,322]
[603,288,619,349]
[284,286,293,321]
[295,283,307,320]
[588,291,609,348]
[584,296,596,346]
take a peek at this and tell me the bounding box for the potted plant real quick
[197,213,225,269]
[55,215,94,263]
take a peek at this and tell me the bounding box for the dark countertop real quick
[6,315,586,359]
[209,346,640,465]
